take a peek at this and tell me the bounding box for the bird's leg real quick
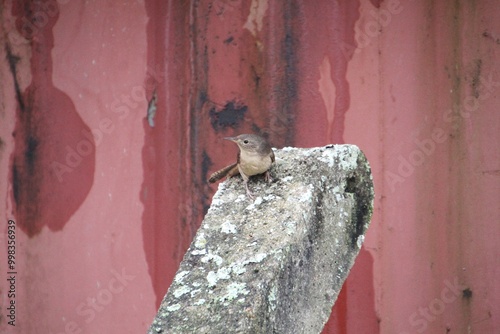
[264,170,273,183]
[240,172,254,199]
[244,180,254,199]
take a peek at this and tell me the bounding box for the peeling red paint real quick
[9,1,94,237]
[293,0,360,147]
[2,1,499,333]
[141,0,371,323]
[142,0,191,307]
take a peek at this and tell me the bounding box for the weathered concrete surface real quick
[148,145,374,334]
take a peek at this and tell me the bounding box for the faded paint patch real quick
[243,0,269,37]
[318,56,336,141]
[9,2,95,237]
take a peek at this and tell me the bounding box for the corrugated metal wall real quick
[0,0,498,333]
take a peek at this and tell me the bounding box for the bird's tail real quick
[208,163,239,183]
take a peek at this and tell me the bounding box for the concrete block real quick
[148,144,374,334]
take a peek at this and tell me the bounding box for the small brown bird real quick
[208,134,275,198]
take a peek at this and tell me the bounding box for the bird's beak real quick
[224,137,237,142]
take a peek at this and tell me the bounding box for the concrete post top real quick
[149,144,374,334]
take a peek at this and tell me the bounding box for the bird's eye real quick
[243,140,249,144]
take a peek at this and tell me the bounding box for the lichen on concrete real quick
[148,144,374,334]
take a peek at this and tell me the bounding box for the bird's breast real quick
[238,151,272,176]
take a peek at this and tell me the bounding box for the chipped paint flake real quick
[318,56,336,139]
[243,0,269,37]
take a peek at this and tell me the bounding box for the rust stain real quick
[266,0,300,146]
[209,100,247,131]
[482,30,500,44]
[470,58,482,98]
[462,288,473,300]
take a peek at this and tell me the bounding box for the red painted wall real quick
[1,1,498,333]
